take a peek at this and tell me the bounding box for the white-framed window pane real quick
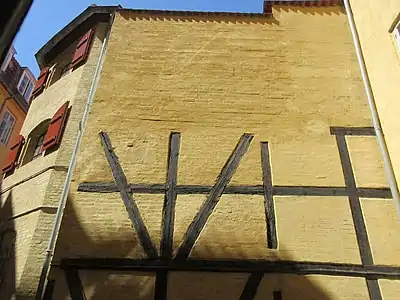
[18,74,29,94]
[395,22,400,52]
[24,82,34,101]
[0,111,16,145]
[0,48,13,72]
[32,133,45,159]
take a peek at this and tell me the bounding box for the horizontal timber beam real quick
[78,182,392,199]
[58,258,400,280]
[330,127,375,136]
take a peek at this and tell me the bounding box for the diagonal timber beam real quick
[174,133,254,260]
[99,131,158,259]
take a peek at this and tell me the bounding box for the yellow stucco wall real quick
[349,0,400,196]
[0,85,27,170]
[49,6,400,299]
[0,23,109,298]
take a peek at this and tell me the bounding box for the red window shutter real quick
[32,67,50,98]
[2,135,25,174]
[71,29,94,69]
[42,101,70,151]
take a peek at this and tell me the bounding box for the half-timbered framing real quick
[52,126,400,300]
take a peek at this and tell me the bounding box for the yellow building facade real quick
[1,1,400,300]
[349,0,400,209]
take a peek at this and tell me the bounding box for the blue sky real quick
[14,0,263,76]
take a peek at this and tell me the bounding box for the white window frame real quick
[17,74,29,94]
[0,46,16,72]
[0,110,16,145]
[394,19,400,55]
[17,69,36,102]
[24,81,34,101]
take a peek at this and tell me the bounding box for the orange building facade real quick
[0,45,35,172]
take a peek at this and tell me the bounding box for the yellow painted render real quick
[51,271,371,300]
[0,23,109,298]
[349,0,400,196]
[0,84,27,170]
[49,6,400,299]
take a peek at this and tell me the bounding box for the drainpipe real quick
[35,14,115,299]
[343,0,400,219]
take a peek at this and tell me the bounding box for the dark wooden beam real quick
[335,135,382,300]
[273,291,282,300]
[367,279,383,300]
[78,182,392,199]
[239,273,263,300]
[330,127,375,136]
[59,258,400,279]
[64,269,86,300]
[154,270,168,300]
[99,131,158,259]
[336,135,374,265]
[160,132,180,259]
[42,279,55,300]
[174,133,254,259]
[261,142,277,249]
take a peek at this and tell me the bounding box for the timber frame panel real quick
[52,127,399,300]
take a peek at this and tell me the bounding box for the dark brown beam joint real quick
[174,133,254,260]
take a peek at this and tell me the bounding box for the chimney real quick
[263,1,272,14]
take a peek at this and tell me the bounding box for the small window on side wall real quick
[21,120,50,166]
[394,21,400,53]
[32,133,45,160]
[0,110,15,145]
[21,102,70,166]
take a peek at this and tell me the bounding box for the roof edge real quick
[35,2,343,69]
[35,5,119,69]
[265,0,342,5]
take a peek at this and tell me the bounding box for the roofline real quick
[35,1,343,69]
[119,8,271,17]
[35,5,119,69]
[117,0,341,17]
[265,0,342,5]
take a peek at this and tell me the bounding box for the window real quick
[17,74,29,94]
[0,46,15,72]
[60,63,71,78]
[17,72,35,101]
[24,81,34,102]
[20,120,50,166]
[394,20,400,53]
[32,133,45,159]
[0,111,15,145]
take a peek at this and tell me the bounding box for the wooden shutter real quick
[42,101,70,151]
[71,29,94,69]
[31,67,50,98]
[2,135,24,173]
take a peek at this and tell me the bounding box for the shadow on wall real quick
[0,191,16,300]
[49,198,334,300]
